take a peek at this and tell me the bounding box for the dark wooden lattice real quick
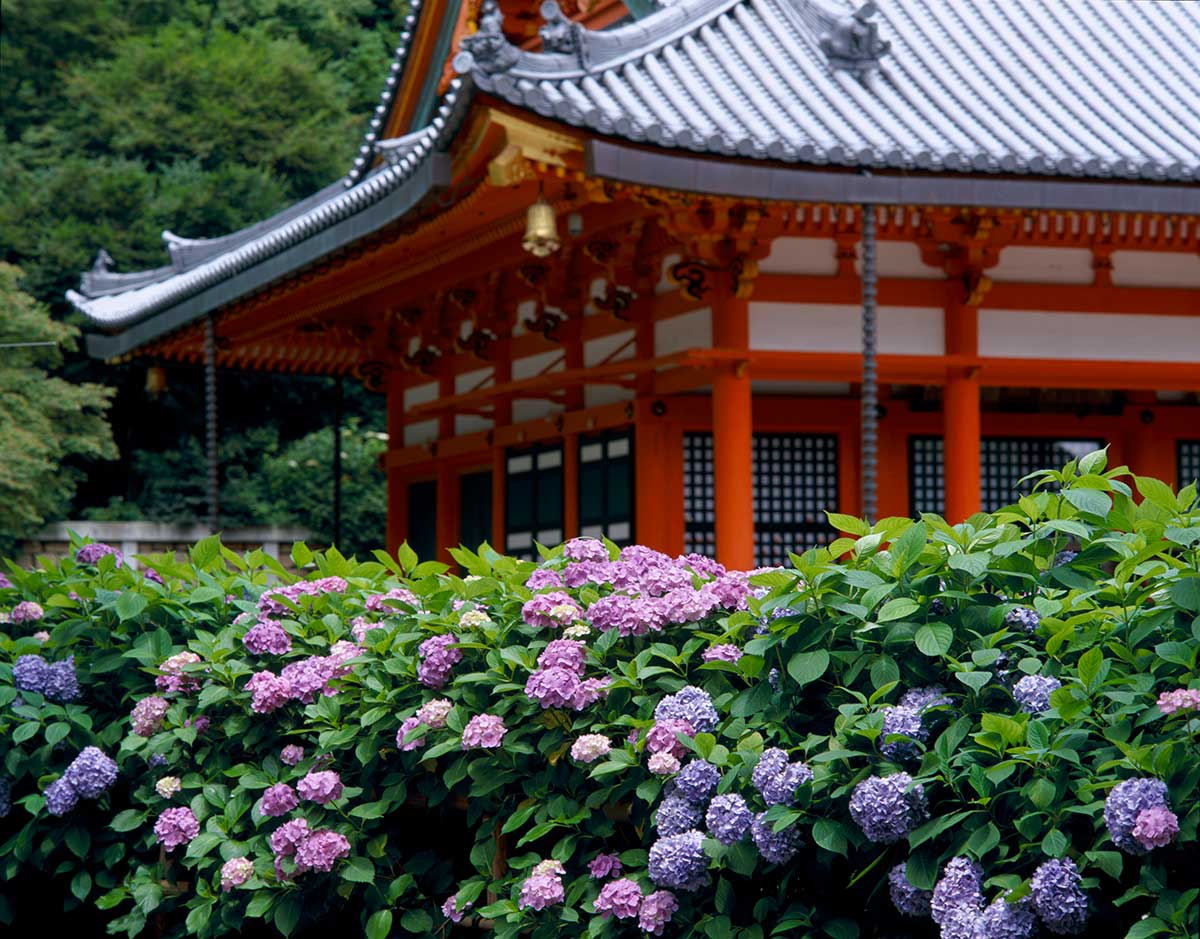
[505,443,564,559]
[1179,440,1200,490]
[683,433,716,557]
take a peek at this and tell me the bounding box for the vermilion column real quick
[385,371,408,554]
[944,293,981,521]
[712,295,755,569]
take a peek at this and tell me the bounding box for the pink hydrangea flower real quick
[221,856,255,891]
[365,587,418,613]
[537,639,587,674]
[260,783,299,817]
[416,698,453,728]
[525,667,581,709]
[131,696,170,736]
[570,734,612,763]
[11,601,44,623]
[648,752,681,776]
[702,644,743,664]
[294,829,351,873]
[462,713,507,749]
[1157,688,1200,715]
[519,872,565,910]
[522,591,583,629]
[33,630,50,643]
[280,657,337,703]
[645,720,695,758]
[297,770,343,805]
[572,677,611,709]
[156,651,203,694]
[351,616,380,644]
[280,744,305,766]
[154,807,199,851]
[595,878,643,919]
[589,853,622,879]
[246,671,292,714]
[418,634,462,689]
[639,890,678,934]
[270,818,311,857]
[396,716,425,752]
[442,893,472,922]
[243,621,292,656]
[1132,805,1179,850]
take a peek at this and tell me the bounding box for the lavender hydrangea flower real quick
[279,656,336,703]
[44,778,79,816]
[563,537,609,563]
[537,639,586,674]
[1132,804,1179,850]
[1013,675,1061,714]
[243,621,292,655]
[519,871,565,910]
[675,760,720,804]
[899,686,952,714]
[931,857,983,923]
[154,807,199,851]
[1030,858,1088,934]
[13,654,49,695]
[63,746,117,798]
[648,829,708,891]
[752,748,813,806]
[888,863,932,917]
[656,794,704,836]
[270,818,311,857]
[521,591,582,629]
[706,794,752,845]
[979,894,1037,939]
[648,752,681,775]
[751,748,788,794]
[848,773,928,843]
[750,812,802,864]
[702,644,743,664]
[589,853,622,879]
[42,658,80,703]
[294,830,351,873]
[595,877,643,919]
[246,672,291,714]
[76,542,122,566]
[297,770,343,805]
[396,716,425,752]
[442,893,472,923]
[1005,607,1040,634]
[416,698,453,728]
[462,713,506,749]
[131,696,170,736]
[654,686,718,733]
[525,666,581,709]
[260,783,299,816]
[645,720,695,758]
[880,705,927,761]
[11,601,43,623]
[570,734,611,763]
[280,744,305,766]
[940,905,982,939]
[639,890,678,935]
[1104,777,1170,854]
[525,569,564,590]
[220,856,255,892]
[417,633,462,689]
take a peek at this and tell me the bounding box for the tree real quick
[0,264,116,545]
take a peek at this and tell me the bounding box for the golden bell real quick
[145,365,168,397]
[522,197,561,257]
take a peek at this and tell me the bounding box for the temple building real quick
[70,0,1200,568]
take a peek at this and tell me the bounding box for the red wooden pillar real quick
[712,294,755,569]
[436,371,459,564]
[944,292,981,521]
[385,371,408,554]
[563,324,583,541]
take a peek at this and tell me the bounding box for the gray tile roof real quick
[458,0,1200,180]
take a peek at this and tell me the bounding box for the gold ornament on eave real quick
[522,193,560,257]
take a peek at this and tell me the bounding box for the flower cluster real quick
[297,770,343,805]
[42,746,119,816]
[269,818,351,877]
[570,734,611,763]
[130,695,170,735]
[520,859,567,910]
[751,748,813,806]
[594,877,678,934]
[154,807,200,851]
[705,794,752,845]
[1157,687,1200,715]
[76,542,123,566]
[462,713,506,749]
[1104,777,1177,854]
[243,620,292,656]
[887,863,932,917]
[848,773,928,843]
[1013,674,1061,714]
[220,857,255,892]
[525,638,608,711]
[417,633,462,688]
[648,829,707,891]
[13,654,79,702]
[1030,858,1089,934]
[654,686,718,733]
[588,853,622,879]
[257,576,347,617]
[701,644,743,664]
[922,855,1074,938]
[155,650,203,694]
[522,591,584,629]
[364,587,418,613]
[1004,606,1040,633]
[11,600,44,623]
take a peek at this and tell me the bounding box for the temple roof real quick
[458,0,1200,180]
[69,0,1200,354]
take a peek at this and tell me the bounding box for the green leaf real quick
[1168,577,1200,614]
[811,819,848,856]
[786,650,830,687]
[1134,476,1178,512]
[65,826,90,858]
[341,856,376,883]
[1078,647,1103,690]
[981,714,1025,747]
[365,909,393,939]
[400,910,433,934]
[114,591,148,622]
[111,809,145,832]
[45,721,71,746]
[190,534,222,570]
[1042,828,1069,858]
[948,553,989,578]
[246,893,273,918]
[71,870,92,902]
[914,623,953,657]
[965,822,1000,859]
[274,897,302,937]
[13,722,39,744]
[877,598,920,622]
[826,512,870,535]
[954,671,992,692]
[1063,488,1111,518]
[291,541,314,568]
[185,832,221,859]
[1125,918,1171,939]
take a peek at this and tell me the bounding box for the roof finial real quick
[819,2,890,76]
[454,0,519,75]
[539,1,583,58]
[92,249,114,274]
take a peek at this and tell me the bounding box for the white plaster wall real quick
[585,385,634,407]
[456,415,493,436]
[404,420,437,447]
[874,241,943,279]
[1111,250,1200,288]
[584,330,635,366]
[655,253,683,294]
[513,349,564,380]
[404,381,437,409]
[979,310,1200,361]
[455,367,491,393]
[512,300,537,336]
[656,307,712,354]
[990,247,1094,284]
[513,400,560,423]
[759,238,838,275]
[749,303,944,354]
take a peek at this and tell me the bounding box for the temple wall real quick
[656,307,711,354]
[979,311,1200,361]
[403,381,438,446]
[749,302,944,354]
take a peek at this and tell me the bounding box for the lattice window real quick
[407,480,437,562]
[459,470,492,551]
[910,436,1104,515]
[579,429,634,546]
[505,444,563,559]
[1180,441,1200,490]
[683,432,840,566]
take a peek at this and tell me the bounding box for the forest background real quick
[1,0,405,556]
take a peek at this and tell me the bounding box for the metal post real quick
[203,316,219,531]
[333,374,344,547]
[860,203,879,524]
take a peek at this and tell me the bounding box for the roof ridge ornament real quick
[817,1,890,77]
[539,1,585,58]
[453,0,520,75]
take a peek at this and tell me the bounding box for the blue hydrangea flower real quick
[43,658,80,703]
[887,863,932,917]
[1103,777,1169,854]
[675,760,720,804]
[980,894,1037,939]
[899,686,952,714]
[752,748,813,806]
[44,778,78,816]
[750,811,802,864]
[1031,858,1088,934]
[654,687,718,734]
[940,905,981,939]
[1005,607,1040,634]
[12,654,49,695]
[705,794,751,845]
[932,857,983,923]
[752,749,789,794]
[647,829,707,891]
[881,705,927,761]
[63,747,118,799]
[767,668,780,692]
[655,795,703,837]
[848,773,928,843]
[1013,675,1061,714]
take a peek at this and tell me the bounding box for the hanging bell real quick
[145,365,168,397]
[522,197,561,257]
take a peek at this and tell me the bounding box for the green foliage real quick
[0,265,116,546]
[1,456,1197,939]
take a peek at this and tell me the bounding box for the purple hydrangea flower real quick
[537,638,587,674]
[750,812,802,864]
[899,686,952,714]
[572,677,610,709]
[295,829,351,873]
[260,783,299,817]
[270,818,311,857]
[1030,858,1088,934]
[648,829,708,891]
[1104,777,1170,854]
[12,654,49,695]
[442,893,471,922]
[941,905,982,939]
[645,720,695,758]
[881,705,928,761]
[656,794,704,836]
[280,744,305,766]
[396,716,426,752]
[589,853,622,879]
[155,651,203,695]
[279,656,337,703]
[1132,804,1179,851]
[364,587,417,613]
[521,591,582,629]
[570,734,611,763]
[525,569,564,590]
[154,807,199,851]
[44,778,79,816]
[131,696,170,736]
[706,794,752,845]
[297,770,342,805]
[462,713,506,749]
[1005,607,1040,633]
[525,666,581,709]
[246,671,291,714]
[654,686,718,733]
[752,748,813,806]
[257,576,347,617]
[888,863,932,917]
[702,644,743,664]
[220,856,254,892]
[595,877,643,919]
[980,894,1037,939]
[563,537,609,563]
[11,601,43,623]
[639,890,678,935]
[931,857,983,923]
[417,633,462,689]
[76,542,122,566]
[243,621,292,656]
[751,748,788,794]
[848,773,928,843]
[42,658,80,703]
[519,871,565,910]
[675,760,720,804]
[1013,675,1061,714]
[144,567,164,585]
[63,747,117,799]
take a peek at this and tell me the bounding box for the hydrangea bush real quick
[2,451,1198,939]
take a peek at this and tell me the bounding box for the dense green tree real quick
[0,264,116,546]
